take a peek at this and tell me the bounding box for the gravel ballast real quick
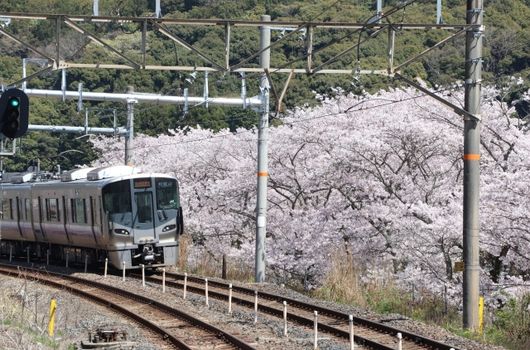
[0,262,507,350]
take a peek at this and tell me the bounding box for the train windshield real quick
[156,178,179,210]
[102,180,132,215]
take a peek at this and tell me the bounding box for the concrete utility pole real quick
[437,0,443,24]
[93,0,99,16]
[463,0,483,330]
[255,15,271,283]
[155,0,161,18]
[125,86,137,166]
[376,0,383,17]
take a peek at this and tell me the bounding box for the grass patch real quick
[181,238,254,282]
[310,250,529,350]
[181,247,529,349]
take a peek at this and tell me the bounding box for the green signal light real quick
[9,97,20,108]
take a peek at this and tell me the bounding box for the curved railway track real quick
[135,271,459,350]
[0,263,256,350]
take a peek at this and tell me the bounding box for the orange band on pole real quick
[463,154,480,160]
[257,171,269,177]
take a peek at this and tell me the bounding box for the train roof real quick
[1,165,177,188]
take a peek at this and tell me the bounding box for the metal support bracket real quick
[8,65,54,88]
[394,73,480,121]
[0,138,17,156]
[156,24,226,72]
[64,17,140,69]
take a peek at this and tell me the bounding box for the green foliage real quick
[181,106,259,133]
[1,317,62,348]
[314,256,530,350]
[489,295,530,349]
[0,0,528,171]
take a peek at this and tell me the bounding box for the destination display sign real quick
[134,178,152,189]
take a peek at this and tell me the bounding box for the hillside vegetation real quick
[0,0,528,171]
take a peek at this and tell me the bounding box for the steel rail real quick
[0,263,255,350]
[134,272,394,349]
[163,272,460,350]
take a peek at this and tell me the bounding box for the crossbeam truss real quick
[0,11,478,119]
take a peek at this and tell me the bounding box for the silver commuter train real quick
[0,165,183,270]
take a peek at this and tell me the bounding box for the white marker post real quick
[349,315,354,350]
[397,332,403,350]
[226,283,232,314]
[122,261,126,282]
[104,258,108,278]
[254,291,258,324]
[205,278,209,307]
[141,264,145,287]
[283,301,288,337]
[314,311,318,349]
[162,268,166,293]
[183,273,188,299]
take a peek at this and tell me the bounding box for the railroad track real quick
[0,263,256,350]
[135,271,459,350]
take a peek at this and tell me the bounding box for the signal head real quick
[0,89,29,139]
[9,97,20,108]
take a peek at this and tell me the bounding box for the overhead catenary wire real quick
[111,85,465,152]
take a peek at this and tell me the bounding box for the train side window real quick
[71,198,87,224]
[1,199,12,220]
[45,198,60,222]
[24,198,31,221]
[91,197,98,226]
[99,196,103,232]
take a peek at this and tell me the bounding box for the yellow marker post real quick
[48,298,57,337]
[478,296,484,335]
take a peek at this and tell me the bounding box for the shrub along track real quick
[136,271,460,350]
[0,263,256,350]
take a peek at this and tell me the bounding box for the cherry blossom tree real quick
[91,86,530,299]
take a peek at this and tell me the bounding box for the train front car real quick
[102,172,183,269]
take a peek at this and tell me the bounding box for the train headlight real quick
[162,224,176,232]
[114,228,130,235]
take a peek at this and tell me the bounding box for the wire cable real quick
[103,86,464,151]
[267,0,421,76]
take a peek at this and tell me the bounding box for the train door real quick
[89,196,100,246]
[62,196,72,244]
[16,197,24,238]
[132,178,157,243]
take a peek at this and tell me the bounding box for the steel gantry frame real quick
[0,0,483,330]
[0,11,474,78]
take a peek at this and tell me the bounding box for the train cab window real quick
[135,192,153,223]
[1,199,13,220]
[156,179,179,210]
[45,198,60,222]
[71,198,87,224]
[103,180,132,225]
